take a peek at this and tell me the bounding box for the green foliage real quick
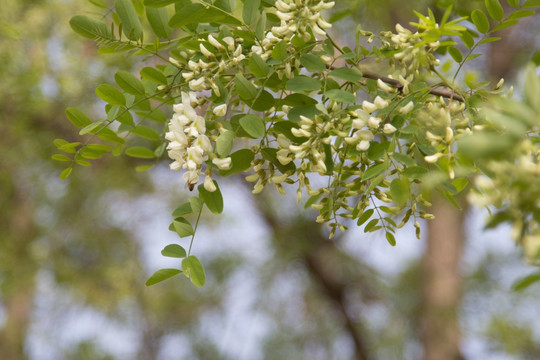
[61,0,540,286]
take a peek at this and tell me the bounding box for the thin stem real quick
[188,204,204,256]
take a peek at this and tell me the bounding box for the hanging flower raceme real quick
[272,0,335,40]
[165,92,213,189]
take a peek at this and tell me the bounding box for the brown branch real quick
[361,70,464,102]
[249,190,371,360]
[327,64,464,102]
[303,252,370,360]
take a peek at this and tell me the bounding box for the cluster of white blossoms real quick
[344,96,395,151]
[170,34,247,97]
[414,98,471,179]
[468,140,540,262]
[272,0,335,40]
[165,92,231,191]
[380,23,440,79]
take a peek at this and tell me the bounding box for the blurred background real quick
[1,0,539,359]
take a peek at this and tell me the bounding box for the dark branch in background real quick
[361,70,465,102]
[250,189,370,360]
[326,64,465,102]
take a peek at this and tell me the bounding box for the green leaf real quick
[125,146,156,158]
[492,19,519,32]
[132,125,160,141]
[511,272,540,291]
[182,256,206,287]
[239,114,265,138]
[235,74,257,100]
[471,9,490,33]
[532,50,540,66]
[243,0,260,25]
[115,70,145,95]
[69,15,113,40]
[144,0,177,7]
[485,0,504,20]
[393,153,416,167]
[141,67,167,85]
[66,107,92,127]
[357,209,374,226]
[172,202,193,217]
[385,232,396,246]
[325,89,356,103]
[146,7,172,38]
[216,130,235,157]
[328,67,363,82]
[135,164,154,172]
[271,40,287,60]
[189,196,204,213]
[390,177,410,206]
[523,0,540,6]
[283,94,318,106]
[79,120,105,135]
[169,3,241,27]
[508,9,536,20]
[447,46,463,63]
[173,217,194,237]
[250,90,275,111]
[88,0,108,8]
[286,76,322,92]
[198,181,224,214]
[361,162,388,181]
[403,166,428,179]
[115,0,143,40]
[145,268,182,286]
[52,154,71,162]
[364,218,379,232]
[219,149,255,176]
[96,84,126,106]
[507,0,519,6]
[300,54,326,72]
[60,167,73,180]
[477,37,501,45]
[161,244,187,258]
[249,53,269,78]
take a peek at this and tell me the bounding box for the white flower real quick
[357,129,374,140]
[183,169,200,185]
[398,101,414,114]
[204,175,217,192]
[213,157,232,170]
[368,116,381,129]
[222,36,235,50]
[208,35,224,50]
[357,140,371,151]
[213,104,227,117]
[362,100,377,114]
[377,79,394,92]
[383,123,397,134]
[424,152,443,163]
[189,78,206,91]
[200,44,214,57]
[374,96,389,109]
[352,118,366,129]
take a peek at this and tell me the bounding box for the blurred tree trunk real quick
[253,193,373,360]
[0,175,38,360]
[420,196,466,360]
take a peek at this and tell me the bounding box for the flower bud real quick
[213,104,227,117]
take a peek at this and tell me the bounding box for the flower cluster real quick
[344,96,395,152]
[171,35,246,96]
[273,0,335,40]
[165,92,231,191]
[380,23,440,80]
[468,140,540,262]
